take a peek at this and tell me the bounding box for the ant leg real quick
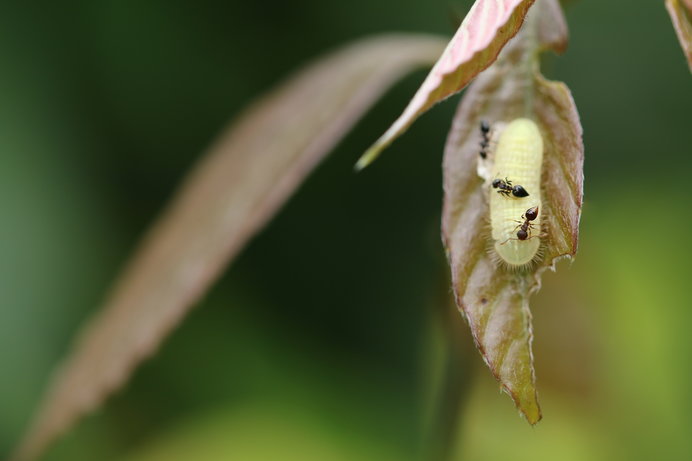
[500,236,529,245]
[500,227,523,245]
[521,230,547,241]
[501,234,542,245]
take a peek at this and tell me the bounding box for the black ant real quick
[509,206,539,242]
[479,120,491,159]
[500,206,539,245]
[492,177,530,198]
[516,206,539,240]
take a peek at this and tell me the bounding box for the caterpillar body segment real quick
[489,118,544,267]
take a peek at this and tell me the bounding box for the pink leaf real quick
[666,0,692,72]
[10,34,447,461]
[356,0,536,169]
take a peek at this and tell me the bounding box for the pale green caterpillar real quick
[488,118,543,267]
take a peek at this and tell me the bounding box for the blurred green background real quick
[1,0,690,460]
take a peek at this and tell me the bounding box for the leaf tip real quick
[522,399,543,426]
[500,380,542,426]
[354,145,381,171]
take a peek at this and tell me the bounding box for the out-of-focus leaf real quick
[124,403,406,461]
[11,33,447,461]
[123,404,404,461]
[666,0,692,72]
[356,0,536,169]
[441,0,583,424]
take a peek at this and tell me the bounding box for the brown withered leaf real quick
[11,34,447,461]
[356,0,536,169]
[666,0,692,72]
[441,0,583,424]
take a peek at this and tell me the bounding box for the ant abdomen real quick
[511,185,529,197]
[524,206,539,221]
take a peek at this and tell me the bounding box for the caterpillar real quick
[488,118,544,267]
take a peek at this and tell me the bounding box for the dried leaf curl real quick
[441,0,583,424]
